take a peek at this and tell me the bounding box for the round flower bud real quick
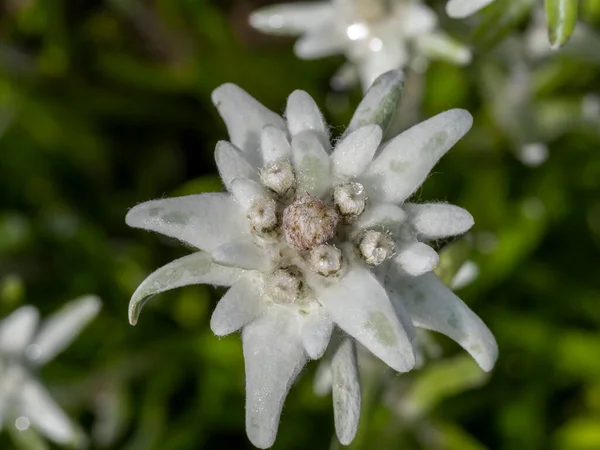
[260,160,295,197]
[358,230,394,265]
[333,181,367,217]
[282,195,340,250]
[310,245,343,277]
[247,198,278,234]
[267,268,303,304]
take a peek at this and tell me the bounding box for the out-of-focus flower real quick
[126,70,497,448]
[249,0,471,91]
[0,295,101,447]
[446,0,496,18]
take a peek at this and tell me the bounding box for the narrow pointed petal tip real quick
[348,70,405,134]
[128,252,245,326]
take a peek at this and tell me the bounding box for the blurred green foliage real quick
[1,0,600,449]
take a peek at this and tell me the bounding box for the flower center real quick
[247,198,278,234]
[310,245,343,276]
[333,181,367,217]
[358,230,394,265]
[282,195,340,250]
[260,160,295,198]
[266,268,304,304]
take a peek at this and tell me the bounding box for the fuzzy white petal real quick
[393,272,498,371]
[0,306,39,355]
[18,375,80,445]
[215,141,259,191]
[211,240,273,271]
[243,306,307,449]
[446,0,496,18]
[125,193,247,252]
[347,70,405,134]
[399,2,438,36]
[210,275,264,336]
[249,2,334,36]
[301,309,334,359]
[129,252,245,325]
[393,242,439,277]
[292,131,332,198]
[404,203,474,240]
[286,90,328,143]
[316,264,415,372]
[364,109,473,203]
[260,125,292,164]
[414,32,472,65]
[331,125,382,178]
[29,295,101,366]
[294,26,346,60]
[355,203,407,231]
[231,178,270,210]
[332,337,361,445]
[212,83,286,165]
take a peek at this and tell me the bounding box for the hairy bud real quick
[333,181,367,217]
[358,230,394,265]
[260,160,295,197]
[247,198,278,234]
[282,195,339,250]
[266,268,303,304]
[310,245,343,276]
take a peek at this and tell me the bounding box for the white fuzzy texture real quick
[260,125,292,164]
[243,306,307,449]
[332,338,361,445]
[211,241,273,272]
[301,309,334,359]
[393,242,439,276]
[387,272,498,371]
[446,0,496,18]
[211,275,264,336]
[126,193,247,253]
[129,252,244,325]
[404,203,474,240]
[260,160,296,197]
[215,141,259,191]
[358,230,394,265]
[292,131,332,197]
[333,182,367,217]
[266,269,303,305]
[313,264,415,372]
[231,178,269,210]
[247,197,278,233]
[212,83,285,165]
[283,196,339,250]
[286,90,329,142]
[355,203,407,231]
[365,109,473,203]
[331,125,382,178]
[310,245,343,276]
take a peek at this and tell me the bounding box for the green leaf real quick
[546,0,579,49]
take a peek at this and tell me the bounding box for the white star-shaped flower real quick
[0,295,101,447]
[249,0,471,91]
[126,70,497,448]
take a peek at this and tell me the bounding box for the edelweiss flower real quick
[249,0,471,91]
[0,295,101,447]
[126,70,497,448]
[446,0,496,18]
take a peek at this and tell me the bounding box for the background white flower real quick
[126,70,497,448]
[249,0,471,91]
[0,295,101,447]
[446,0,496,18]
